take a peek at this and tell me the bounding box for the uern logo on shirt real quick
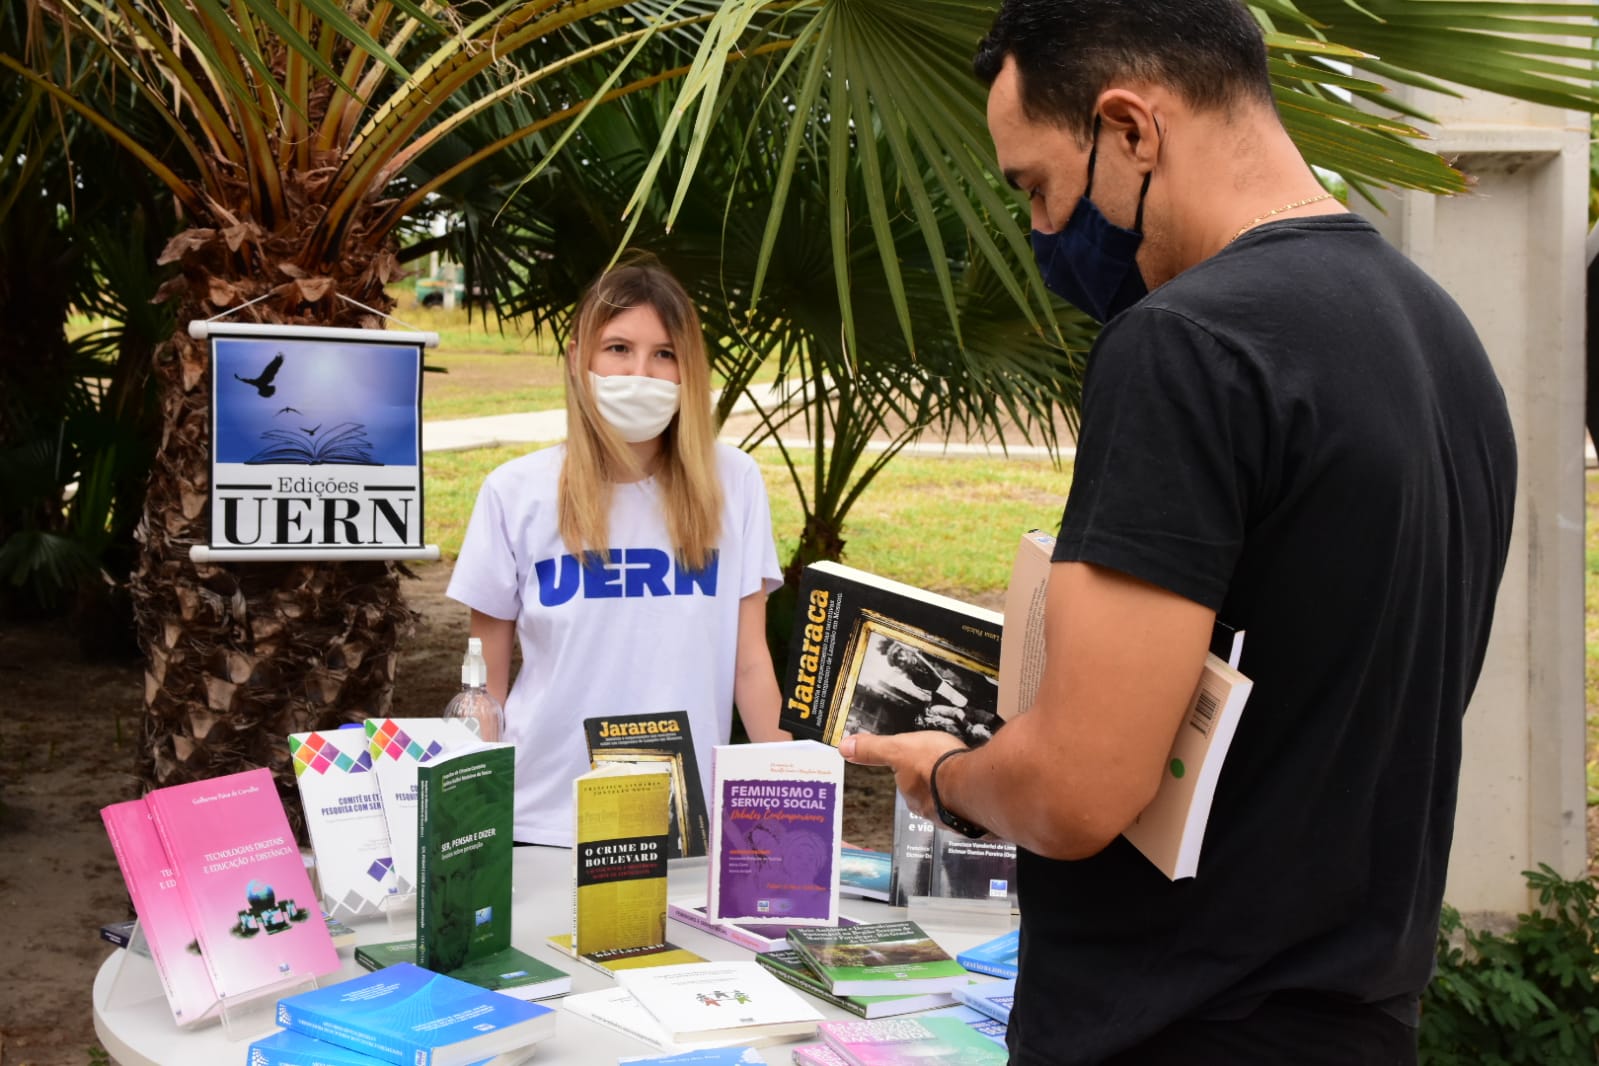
[534,548,718,606]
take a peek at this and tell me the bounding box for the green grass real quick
[423,351,567,421]
[424,445,1073,600]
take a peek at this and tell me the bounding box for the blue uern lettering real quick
[535,549,719,606]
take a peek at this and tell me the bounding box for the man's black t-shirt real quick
[1009,216,1517,1065]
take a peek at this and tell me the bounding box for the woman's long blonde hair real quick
[558,256,723,571]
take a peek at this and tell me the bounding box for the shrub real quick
[1420,864,1599,1065]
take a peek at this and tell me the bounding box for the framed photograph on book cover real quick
[590,750,696,860]
[825,611,1001,748]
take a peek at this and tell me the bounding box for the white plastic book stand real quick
[380,887,418,935]
[217,971,320,1042]
[103,922,167,1013]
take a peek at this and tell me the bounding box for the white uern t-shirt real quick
[446,442,782,845]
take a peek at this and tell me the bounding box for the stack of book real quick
[562,960,823,1055]
[753,920,973,1021]
[100,767,342,1028]
[802,1009,1010,1065]
[357,742,573,1000]
[249,963,556,1065]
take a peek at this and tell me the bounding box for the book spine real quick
[415,768,433,970]
[278,1003,417,1066]
[953,956,1018,980]
[757,960,864,1018]
[667,905,773,953]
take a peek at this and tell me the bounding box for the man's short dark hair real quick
[973,0,1274,141]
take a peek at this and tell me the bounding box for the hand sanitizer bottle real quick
[442,637,505,742]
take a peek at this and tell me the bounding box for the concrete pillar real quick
[1354,70,1589,913]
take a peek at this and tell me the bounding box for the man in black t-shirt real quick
[842,2,1517,1064]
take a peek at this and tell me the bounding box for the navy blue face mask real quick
[1031,117,1153,324]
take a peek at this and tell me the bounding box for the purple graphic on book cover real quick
[716,778,838,921]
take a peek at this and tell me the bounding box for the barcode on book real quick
[1188,688,1219,738]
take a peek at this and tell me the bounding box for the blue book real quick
[249,1029,524,1066]
[838,847,891,901]
[955,928,1019,979]
[954,978,1017,1024]
[618,1048,767,1064]
[274,963,555,1066]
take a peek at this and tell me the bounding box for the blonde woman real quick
[447,257,788,846]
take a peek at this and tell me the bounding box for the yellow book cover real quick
[571,763,672,954]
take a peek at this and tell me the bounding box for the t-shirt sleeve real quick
[446,473,522,621]
[729,451,784,598]
[1053,307,1264,612]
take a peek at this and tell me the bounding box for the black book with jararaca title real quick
[416,742,515,974]
[779,562,1004,748]
[583,711,708,859]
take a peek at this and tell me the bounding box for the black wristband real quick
[929,747,987,839]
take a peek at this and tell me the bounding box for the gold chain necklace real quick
[1230,192,1334,243]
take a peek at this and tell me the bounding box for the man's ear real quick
[1096,88,1161,172]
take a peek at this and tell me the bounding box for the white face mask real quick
[588,373,681,443]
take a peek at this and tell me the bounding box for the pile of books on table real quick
[248,962,556,1066]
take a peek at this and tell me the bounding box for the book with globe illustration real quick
[143,767,340,999]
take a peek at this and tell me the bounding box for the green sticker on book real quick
[1169,758,1185,779]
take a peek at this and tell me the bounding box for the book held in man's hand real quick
[779,562,1003,749]
[709,739,843,926]
[997,529,1255,880]
[784,921,970,997]
[616,960,824,1047]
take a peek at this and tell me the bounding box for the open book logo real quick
[246,421,379,466]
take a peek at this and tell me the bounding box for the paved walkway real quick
[422,380,1062,460]
[423,387,1599,467]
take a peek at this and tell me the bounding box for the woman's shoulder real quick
[482,444,564,495]
[711,440,760,478]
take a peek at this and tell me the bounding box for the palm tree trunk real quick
[130,221,416,841]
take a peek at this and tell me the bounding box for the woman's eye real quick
[655,349,677,361]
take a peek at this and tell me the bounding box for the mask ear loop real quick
[1084,114,1103,199]
[1131,115,1163,235]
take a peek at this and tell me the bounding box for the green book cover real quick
[786,920,969,997]
[756,948,956,1019]
[356,938,571,1000]
[416,742,515,973]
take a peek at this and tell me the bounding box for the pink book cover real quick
[144,768,339,999]
[100,800,221,1026]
